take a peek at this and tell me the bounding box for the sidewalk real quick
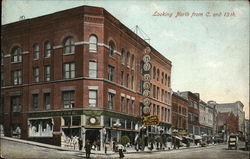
[0,136,222,156]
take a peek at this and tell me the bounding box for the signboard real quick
[142,115,160,126]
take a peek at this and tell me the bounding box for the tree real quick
[120,135,131,147]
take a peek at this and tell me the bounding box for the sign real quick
[142,115,159,126]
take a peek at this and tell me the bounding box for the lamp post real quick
[114,120,121,143]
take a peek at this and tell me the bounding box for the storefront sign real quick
[142,115,159,126]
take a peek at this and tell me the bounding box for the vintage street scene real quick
[0,1,249,159]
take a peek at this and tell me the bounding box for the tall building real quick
[171,92,188,136]
[214,101,245,139]
[1,6,172,148]
[199,100,213,136]
[179,91,200,136]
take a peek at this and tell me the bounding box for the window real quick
[157,87,160,99]
[89,90,97,107]
[131,100,135,114]
[44,41,52,58]
[108,65,114,81]
[165,74,168,85]
[11,96,21,112]
[1,72,3,87]
[33,44,40,60]
[126,52,130,67]
[131,76,134,90]
[167,109,170,122]
[140,61,144,74]
[108,93,115,109]
[152,67,155,79]
[89,61,97,78]
[11,47,22,62]
[109,41,115,57]
[121,49,125,64]
[12,124,21,138]
[120,71,124,86]
[126,99,129,113]
[29,118,53,137]
[161,89,164,101]
[62,91,75,108]
[139,80,144,94]
[121,96,125,112]
[32,94,39,110]
[63,62,75,79]
[161,72,164,84]
[1,51,4,65]
[126,74,129,88]
[33,67,39,82]
[44,66,51,81]
[64,37,75,54]
[89,35,98,52]
[168,76,171,87]
[44,93,51,110]
[153,85,156,98]
[157,69,160,81]
[131,55,135,69]
[12,70,22,85]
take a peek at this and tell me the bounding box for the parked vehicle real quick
[228,134,238,150]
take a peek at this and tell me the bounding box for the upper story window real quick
[89,35,98,53]
[131,55,135,69]
[165,74,168,85]
[44,93,51,110]
[1,51,4,65]
[32,94,39,110]
[108,65,115,81]
[44,66,51,81]
[12,70,22,85]
[64,37,75,54]
[62,91,75,108]
[157,69,160,81]
[44,41,52,58]
[108,92,115,110]
[168,76,171,87]
[161,72,164,84]
[126,52,130,67]
[89,61,97,78]
[121,49,125,65]
[109,41,115,57]
[153,67,156,79]
[33,67,39,83]
[120,71,124,86]
[126,74,129,88]
[140,61,144,74]
[11,47,22,63]
[63,62,75,79]
[1,72,4,87]
[33,44,40,60]
[89,90,97,107]
[11,96,21,112]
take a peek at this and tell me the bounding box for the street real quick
[1,138,249,159]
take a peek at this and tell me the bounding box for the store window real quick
[28,118,53,137]
[12,124,21,138]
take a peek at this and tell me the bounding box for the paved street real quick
[1,138,249,159]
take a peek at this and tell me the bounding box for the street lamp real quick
[113,120,121,142]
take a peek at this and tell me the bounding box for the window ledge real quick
[11,61,22,64]
[63,53,75,56]
[44,56,51,59]
[33,59,39,61]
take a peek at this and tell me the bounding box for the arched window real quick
[109,41,115,57]
[11,46,22,62]
[64,37,75,54]
[131,54,135,69]
[44,41,52,58]
[153,67,156,79]
[157,69,160,81]
[33,44,40,60]
[126,52,130,67]
[89,35,98,52]
[121,48,125,64]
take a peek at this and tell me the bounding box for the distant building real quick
[207,101,218,136]
[245,119,249,141]
[171,92,188,136]
[214,101,245,139]
[217,112,238,141]
[199,100,213,136]
[179,91,200,135]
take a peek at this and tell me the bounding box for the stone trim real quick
[108,88,116,94]
[121,93,125,97]
[42,88,51,93]
[53,45,63,49]
[60,86,76,91]
[31,89,39,94]
[88,86,99,90]
[9,91,22,96]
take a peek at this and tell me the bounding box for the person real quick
[78,137,83,151]
[113,141,116,152]
[117,144,125,158]
[72,136,78,150]
[85,140,91,159]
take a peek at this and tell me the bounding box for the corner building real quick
[1,6,172,149]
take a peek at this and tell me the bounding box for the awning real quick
[173,136,182,140]
[194,135,202,140]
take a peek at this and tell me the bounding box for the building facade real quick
[1,6,172,149]
[179,91,200,136]
[171,92,188,136]
[199,100,213,136]
[215,101,245,139]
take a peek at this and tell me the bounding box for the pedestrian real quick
[117,144,125,158]
[78,137,83,151]
[84,140,91,159]
[113,141,116,152]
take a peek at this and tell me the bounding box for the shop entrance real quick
[86,129,100,150]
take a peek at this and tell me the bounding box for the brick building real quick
[1,6,172,149]
[179,91,200,136]
[171,92,188,136]
[217,112,239,141]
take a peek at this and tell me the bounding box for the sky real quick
[2,0,249,119]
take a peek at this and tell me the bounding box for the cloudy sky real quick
[2,0,249,119]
